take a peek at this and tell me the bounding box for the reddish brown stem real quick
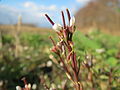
[66,8,71,24]
[71,52,77,71]
[49,36,56,46]
[73,52,78,73]
[45,14,54,25]
[73,69,83,90]
[61,11,66,29]
[58,55,73,80]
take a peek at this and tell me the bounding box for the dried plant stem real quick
[72,52,83,90]
[73,70,81,90]
[0,31,2,49]
[45,14,54,25]
[108,70,112,90]
[66,8,71,24]
[0,31,3,59]
[45,9,83,90]
[59,55,72,78]
[15,14,21,57]
[88,70,94,90]
[61,11,66,29]
[49,36,56,46]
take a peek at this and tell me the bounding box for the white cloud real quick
[76,0,91,3]
[49,5,57,11]
[24,2,35,8]
[38,5,57,11]
[0,4,48,27]
[23,2,57,11]
[23,1,37,10]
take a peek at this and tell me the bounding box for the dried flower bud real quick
[28,83,31,89]
[32,84,37,90]
[16,86,22,90]
[25,84,28,89]
[52,23,62,32]
[47,60,52,67]
[70,16,75,26]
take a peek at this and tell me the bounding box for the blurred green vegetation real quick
[0,30,120,90]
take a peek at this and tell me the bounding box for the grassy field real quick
[0,25,120,90]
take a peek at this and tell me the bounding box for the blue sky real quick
[0,0,91,27]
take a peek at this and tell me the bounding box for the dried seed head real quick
[52,23,62,32]
[70,16,75,26]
